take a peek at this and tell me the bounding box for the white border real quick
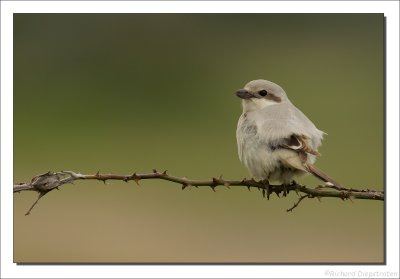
[1,1,399,278]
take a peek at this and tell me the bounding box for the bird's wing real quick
[278,134,342,187]
[280,134,320,156]
[271,134,318,172]
[254,103,324,149]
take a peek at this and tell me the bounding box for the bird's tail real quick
[305,163,343,188]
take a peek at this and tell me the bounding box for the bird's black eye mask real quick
[265,93,281,103]
[235,89,282,103]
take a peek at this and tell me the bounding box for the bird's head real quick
[235,79,288,112]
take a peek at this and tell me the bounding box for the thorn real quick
[162,170,167,175]
[123,177,129,183]
[55,187,60,191]
[224,182,230,189]
[316,196,322,202]
[182,184,188,190]
[262,188,266,198]
[210,185,216,192]
[219,174,223,180]
[95,171,100,177]
[212,177,218,185]
[131,173,141,186]
[294,187,300,196]
[152,169,158,174]
[134,179,141,186]
[247,186,251,192]
[128,172,140,186]
[274,190,280,198]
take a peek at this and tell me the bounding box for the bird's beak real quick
[235,89,253,99]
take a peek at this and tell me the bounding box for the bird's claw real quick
[260,179,271,200]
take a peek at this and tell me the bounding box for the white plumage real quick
[236,79,338,186]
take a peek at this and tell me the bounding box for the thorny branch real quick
[14,170,384,215]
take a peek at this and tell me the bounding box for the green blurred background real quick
[13,14,384,263]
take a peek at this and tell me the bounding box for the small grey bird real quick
[235,79,341,188]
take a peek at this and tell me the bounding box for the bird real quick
[235,79,342,191]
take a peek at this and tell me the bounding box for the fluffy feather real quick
[236,79,339,185]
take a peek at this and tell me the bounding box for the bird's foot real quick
[281,182,293,197]
[259,179,271,200]
[282,184,287,197]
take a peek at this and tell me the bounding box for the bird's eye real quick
[259,90,268,96]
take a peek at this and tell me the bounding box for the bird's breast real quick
[236,116,280,179]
